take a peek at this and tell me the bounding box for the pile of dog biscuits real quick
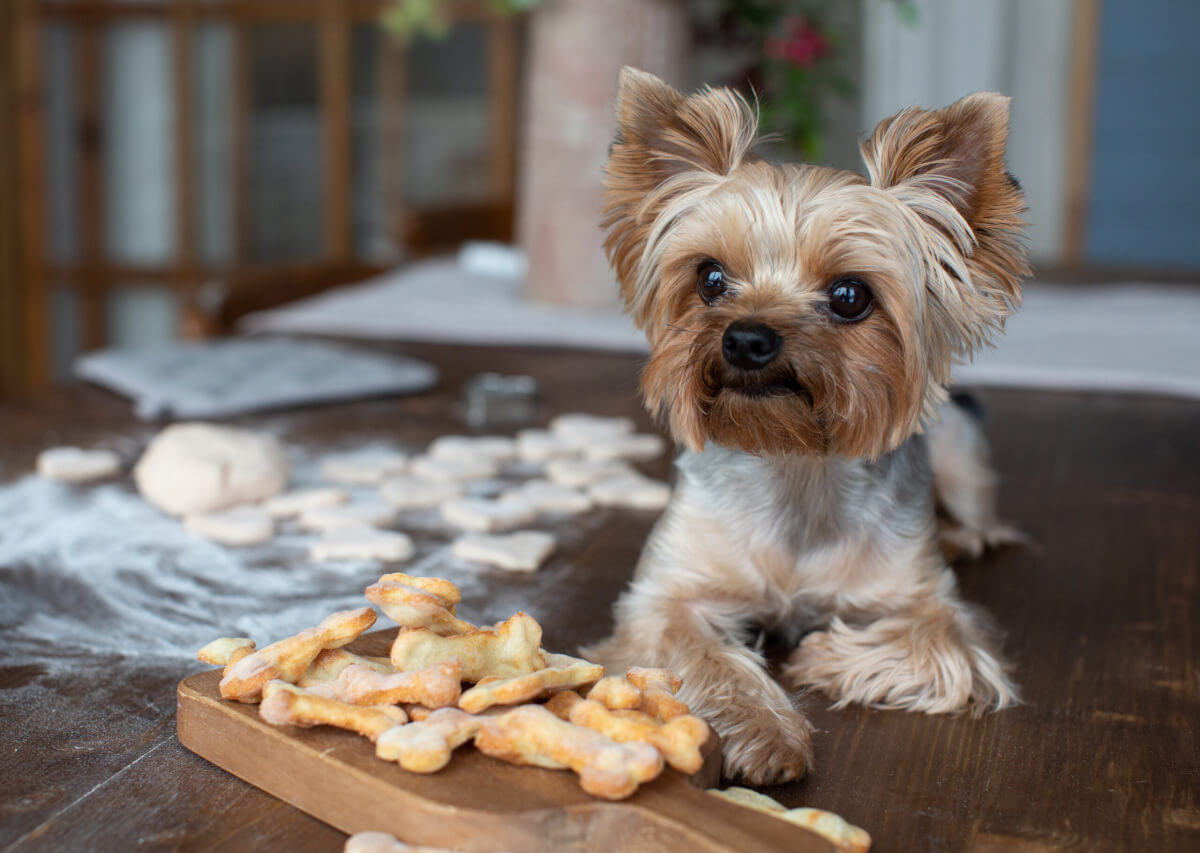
[197,571,709,801]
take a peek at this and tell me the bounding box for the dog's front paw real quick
[714,703,814,785]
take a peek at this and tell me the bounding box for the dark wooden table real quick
[1,342,1197,852]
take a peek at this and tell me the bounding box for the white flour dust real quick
[0,441,604,668]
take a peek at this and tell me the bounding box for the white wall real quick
[861,0,1074,263]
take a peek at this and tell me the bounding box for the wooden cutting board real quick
[176,630,834,853]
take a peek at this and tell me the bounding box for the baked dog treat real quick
[375,707,484,773]
[708,787,872,853]
[365,575,475,636]
[457,653,605,713]
[295,648,396,689]
[260,680,408,742]
[586,676,643,710]
[474,704,664,800]
[627,667,690,721]
[312,660,463,709]
[389,612,543,681]
[196,637,256,669]
[567,697,709,774]
[219,607,377,703]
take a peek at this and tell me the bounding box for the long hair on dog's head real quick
[603,68,1028,459]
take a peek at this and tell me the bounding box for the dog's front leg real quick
[783,569,1018,713]
[585,583,814,784]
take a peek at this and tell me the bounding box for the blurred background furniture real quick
[4,0,1199,399]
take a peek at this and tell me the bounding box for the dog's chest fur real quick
[649,438,939,624]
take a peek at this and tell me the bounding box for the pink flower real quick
[767,15,831,69]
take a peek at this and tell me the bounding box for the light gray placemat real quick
[75,337,438,420]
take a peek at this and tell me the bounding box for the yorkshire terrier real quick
[584,68,1028,784]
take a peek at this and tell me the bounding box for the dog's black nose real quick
[722,321,782,370]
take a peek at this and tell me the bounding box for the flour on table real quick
[36,447,122,483]
[185,505,275,546]
[501,479,592,515]
[134,422,290,516]
[378,474,465,510]
[310,527,415,563]
[299,500,399,531]
[262,487,349,518]
[440,496,536,533]
[452,531,557,573]
[320,450,409,485]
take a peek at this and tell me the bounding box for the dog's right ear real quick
[603,68,758,315]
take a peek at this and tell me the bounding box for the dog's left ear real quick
[862,93,1028,358]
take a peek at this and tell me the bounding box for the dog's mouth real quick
[719,375,814,406]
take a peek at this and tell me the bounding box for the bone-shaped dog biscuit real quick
[390,612,543,681]
[260,680,407,742]
[365,576,475,635]
[475,704,664,800]
[586,676,643,710]
[296,647,396,688]
[568,697,709,774]
[626,666,690,721]
[457,653,605,713]
[375,707,483,773]
[376,572,462,609]
[220,607,377,703]
[544,689,584,720]
[197,637,256,669]
[313,660,462,708]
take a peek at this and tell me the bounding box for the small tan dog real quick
[585,68,1028,784]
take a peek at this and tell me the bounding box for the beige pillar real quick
[517,0,689,310]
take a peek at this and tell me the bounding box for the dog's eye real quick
[827,278,874,322]
[697,261,727,305]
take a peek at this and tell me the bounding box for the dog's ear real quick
[603,68,758,317]
[861,92,1028,362]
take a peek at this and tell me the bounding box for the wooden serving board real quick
[176,631,834,853]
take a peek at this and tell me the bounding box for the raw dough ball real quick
[263,487,348,519]
[37,447,121,483]
[501,480,592,514]
[320,449,408,485]
[134,423,290,517]
[439,496,536,533]
[379,474,465,510]
[452,531,557,573]
[185,505,275,546]
[298,500,398,531]
[310,527,415,562]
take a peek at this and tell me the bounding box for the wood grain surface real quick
[1,341,1198,853]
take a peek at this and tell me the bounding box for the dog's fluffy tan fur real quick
[584,69,1028,784]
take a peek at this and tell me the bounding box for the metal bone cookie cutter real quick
[464,373,539,427]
